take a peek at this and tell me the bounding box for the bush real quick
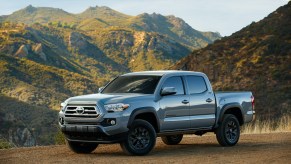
[242,115,291,134]
[0,138,13,149]
[54,129,66,145]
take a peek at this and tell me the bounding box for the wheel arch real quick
[127,107,160,133]
[218,103,244,126]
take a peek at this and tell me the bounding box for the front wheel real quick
[216,114,240,146]
[120,119,156,156]
[67,140,98,153]
[161,134,183,145]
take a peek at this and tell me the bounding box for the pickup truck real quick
[59,71,255,155]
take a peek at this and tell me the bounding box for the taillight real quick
[251,95,255,110]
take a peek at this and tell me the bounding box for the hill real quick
[0,95,58,146]
[2,5,77,24]
[1,5,220,50]
[0,6,220,146]
[173,2,291,119]
[0,5,222,109]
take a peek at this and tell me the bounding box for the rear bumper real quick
[245,110,256,122]
[252,110,256,121]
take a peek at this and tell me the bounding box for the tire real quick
[216,114,240,146]
[120,119,156,156]
[161,134,183,145]
[67,140,98,153]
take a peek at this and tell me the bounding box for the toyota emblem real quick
[76,107,85,114]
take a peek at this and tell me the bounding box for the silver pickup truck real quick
[59,71,255,155]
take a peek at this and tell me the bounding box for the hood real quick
[66,93,154,105]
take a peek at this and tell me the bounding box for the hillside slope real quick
[0,55,101,109]
[0,95,58,146]
[0,5,222,110]
[0,6,221,146]
[173,2,291,118]
[2,5,77,24]
[1,5,220,50]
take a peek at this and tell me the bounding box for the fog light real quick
[110,120,116,125]
[59,117,64,125]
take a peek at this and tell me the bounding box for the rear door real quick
[159,76,190,131]
[185,75,216,129]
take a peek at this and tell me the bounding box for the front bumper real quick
[61,125,127,143]
[59,108,129,143]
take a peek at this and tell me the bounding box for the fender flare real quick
[217,103,244,126]
[127,107,160,132]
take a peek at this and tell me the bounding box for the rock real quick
[69,32,87,48]
[22,128,35,147]
[14,45,29,58]
[39,52,47,61]
[33,43,47,61]
[33,43,42,54]
[8,127,36,147]
[148,37,157,50]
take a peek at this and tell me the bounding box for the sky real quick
[0,0,289,36]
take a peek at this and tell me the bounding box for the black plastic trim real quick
[62,126,126,143]
[216,103,244,128]
[127,107,160,132]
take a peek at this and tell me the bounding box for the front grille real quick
[65,106,100,118]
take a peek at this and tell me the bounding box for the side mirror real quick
[161,87,177,96]
[98,87,105,93]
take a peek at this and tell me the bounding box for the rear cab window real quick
[185,75,207,94]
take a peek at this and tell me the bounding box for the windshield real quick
[102,75,161,94]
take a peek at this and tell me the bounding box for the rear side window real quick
[162,76,185,95]
[186,76,207,94]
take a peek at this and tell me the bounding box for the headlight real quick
[60,100,68,112]
[104,103,130,112]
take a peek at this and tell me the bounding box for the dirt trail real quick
[0,133,290,164]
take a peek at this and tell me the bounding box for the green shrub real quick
[0,138,13,149]
[54,129,66,145]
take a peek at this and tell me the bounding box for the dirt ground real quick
[0,132,290,164]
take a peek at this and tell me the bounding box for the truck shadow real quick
[87,139,285,158]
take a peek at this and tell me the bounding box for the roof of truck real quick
[123,70,205,76]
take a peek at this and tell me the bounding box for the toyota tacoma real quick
[59,71,255,155]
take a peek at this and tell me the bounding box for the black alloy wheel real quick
[128,126,151,150]
[225,120,239,143]
[120,119,156,155]
[216,114,240,146]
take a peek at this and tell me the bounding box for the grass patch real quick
[242,115,291,134]
[0,138,14,149]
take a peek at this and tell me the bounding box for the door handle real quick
[206,98,213,103]
[182,100,189,104]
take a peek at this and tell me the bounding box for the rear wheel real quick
[67,140,98,153]
[120,119,156,155]
[161,134,183,145]
[216,114,240,146]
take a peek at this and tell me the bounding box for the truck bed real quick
[214,91,255,124]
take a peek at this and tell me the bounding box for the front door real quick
[159,76,190,131]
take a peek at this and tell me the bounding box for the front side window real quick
[162,76,185,95]
[102,75,161,94]
[186,76,207,94]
